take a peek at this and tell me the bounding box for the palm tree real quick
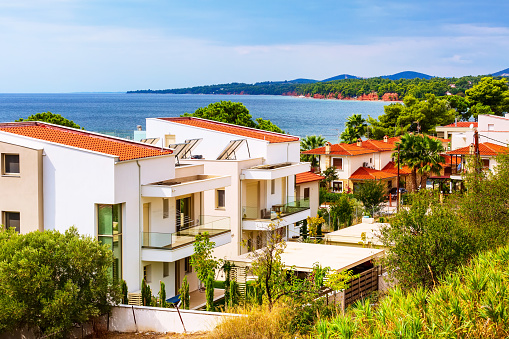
[301,135,326,167]
[394,134,444,192]
[340,114,367,143]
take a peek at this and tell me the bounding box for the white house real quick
[144,117,314,257]
[0,121,232,298]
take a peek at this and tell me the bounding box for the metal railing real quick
[142,216,230,249]
[242,197,310,220]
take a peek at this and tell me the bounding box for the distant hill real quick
[491,68,509,77]
[381,71,433,80]
[322,74,360,81]
[285,78,318,84]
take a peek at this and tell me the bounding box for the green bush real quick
[313,244,509,338]
[0,227,120,337]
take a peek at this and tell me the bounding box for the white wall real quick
[108,305,244,334]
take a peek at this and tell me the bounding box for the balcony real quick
[141,216,231,262]
[242,198,311,230]
[241,162,310,180]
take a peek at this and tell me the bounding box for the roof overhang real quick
[142,174,231,197]
[241,162,310,180]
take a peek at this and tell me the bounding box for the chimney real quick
[325,142,331,155]
[357,139,362,147]
[383,135,388,143]
[137,125,142,131]
[455,117,457,127]
[469,143,475,155]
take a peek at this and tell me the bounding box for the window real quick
[163,198,169,219]
[271,179,276,194]
[3,212,20,233]
[98,204,122,282]
[143,265,151,283]
[216,189,225,208]
[332,181,343,193]
[332,158,342,170]
[483,159,490,168]
[488,124,495,131]
[2,154,19,175]
[163,262,170,277]
[304,187,310,199]
[184,257,192,273]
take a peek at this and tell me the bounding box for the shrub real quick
[0,227,120,337]
[179,276,190,310]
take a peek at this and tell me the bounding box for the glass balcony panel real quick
[142,215,230,250]
[242,197,310,220]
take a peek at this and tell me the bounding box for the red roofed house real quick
[302,136,408,193]
[446,142,509,178]
[0,121,233,300]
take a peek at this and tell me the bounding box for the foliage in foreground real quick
[314,244,509,338]
[16,111,84,129]
[0,227,120,337]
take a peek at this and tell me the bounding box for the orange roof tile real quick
[159,117,299,143]
[349,167,397,180]
[360,137,401,151]
[302,143,376,156]
[0,122,172,161]
[446,142,509,156]
[443,122,478,128]
[296,171,324,184]
[381,161,412,175]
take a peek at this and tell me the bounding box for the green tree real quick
[321,166,338,190]
[444,95,470,121]
[354,180,386,216]
[329,195,354,230]
[159,281,167,308]
[182,101,285,133]
[121,280,128,304]
[16,112,83,129]
[0,227,120,337]
[190,232,218,285]
[470,103,494,120]
[179,276,190,310]
[380,190,476,289]
[394,134,444,192]
[206,272,215,312]
[300,135,326,166]
[141,278,152,306]
[466,77,509,116]
[368,94,456,138]
[340,114,367,143]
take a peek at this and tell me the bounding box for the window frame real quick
[216,188,226,209]
[3,211,20,233]
[304,187,310,200]
[332,157,343,170]
[2,154,20,176]
[332,181,343,193]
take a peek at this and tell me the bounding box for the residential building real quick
[144,117,313,257]
[0,121,232,297]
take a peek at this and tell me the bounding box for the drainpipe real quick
[136,160,142,290]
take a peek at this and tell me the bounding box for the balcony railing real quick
[142,216,230,250]
[242,197,310,220]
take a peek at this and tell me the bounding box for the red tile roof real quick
[381,161,412,175]
[349,167,397,180]
[302,143,376,156]
[446,142,509,156]
[296,171,324,184]
[158,117,299,143]
[0,122,172,161]
[361,137,401,151]
[443,122,478,128]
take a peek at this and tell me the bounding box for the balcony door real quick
[246,181,259,218]
[176,195,192,231]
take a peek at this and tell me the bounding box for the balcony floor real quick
[143,228,230,250]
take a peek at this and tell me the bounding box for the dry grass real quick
[97,331,208,338]
[206,304,297,339]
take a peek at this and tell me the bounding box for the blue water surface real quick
[0,93,390,141]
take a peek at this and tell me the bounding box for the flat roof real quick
[324,222,387,247]
[230,241,384,272]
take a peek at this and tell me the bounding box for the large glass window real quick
[98,204,122,282]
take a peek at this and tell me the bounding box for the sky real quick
[1,0,509,93]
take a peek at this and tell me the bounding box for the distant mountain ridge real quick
[380,71,433,80]
[492,68,509,77]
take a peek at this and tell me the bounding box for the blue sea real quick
[0,93,390,142]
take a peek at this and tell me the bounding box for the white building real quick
[0,121,232,298]
[144,117,316,257]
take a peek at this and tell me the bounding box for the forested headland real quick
[128,75,494,100]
